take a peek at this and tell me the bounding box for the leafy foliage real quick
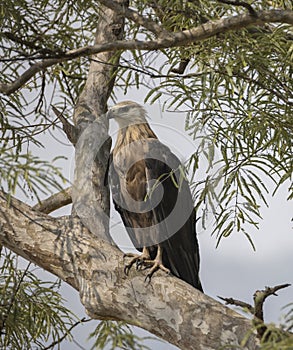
[0,0,95,197]
[0,249,78,349]
[254,307,293,350]
[89,321,153,350]
[283,304,293,333]
[0,0,96,100]
[258,325,293,350]
[0,149,66,200]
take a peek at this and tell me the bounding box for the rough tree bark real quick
[0,2,263,349]
[72,1,128,242]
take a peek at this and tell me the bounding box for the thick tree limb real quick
[1,9,292,95]
[71,0,128,243]
[73,0,127,122]
[0,191,259,349]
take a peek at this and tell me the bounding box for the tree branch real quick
[0,191,259,349]
[219,284,291,340]
[253,284,291,322]
[74,0,127,121]
[51,106,78,145]
[218,296,254,313]
[217,0,257,16]
[71,0,128,244]
[98,0,168,37]
[1,9,292,95]
[42,317,91,350]
[33,187,72,214]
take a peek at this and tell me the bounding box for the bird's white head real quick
[107,101,148,128]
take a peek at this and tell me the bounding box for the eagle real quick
[107,101,203,291]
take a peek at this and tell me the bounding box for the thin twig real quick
[42,317,92,350]
[218,296,254,313]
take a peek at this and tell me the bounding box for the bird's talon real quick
[124,265,130,275]
[123,249,170,283]
[136,259,144,270]
[140,264,152,271]
[145,276,150,284]
[144,273,152,284]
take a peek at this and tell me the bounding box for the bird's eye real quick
[119,106,129,114]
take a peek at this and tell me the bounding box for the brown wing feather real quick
[144,140,202,291]
[109,143,158,252]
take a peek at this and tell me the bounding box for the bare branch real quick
[33,187,72,214]
[51,106,78,145]
[253,284,291,322]
[219,284,291,340]
[252,284,291,339]
[1,9,292,95]
[218,296,254,313]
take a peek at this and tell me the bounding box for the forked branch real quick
[219,284,291,339]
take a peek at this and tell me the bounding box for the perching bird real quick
[107,101,203,291]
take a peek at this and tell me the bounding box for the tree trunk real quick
[72,1,126,242]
